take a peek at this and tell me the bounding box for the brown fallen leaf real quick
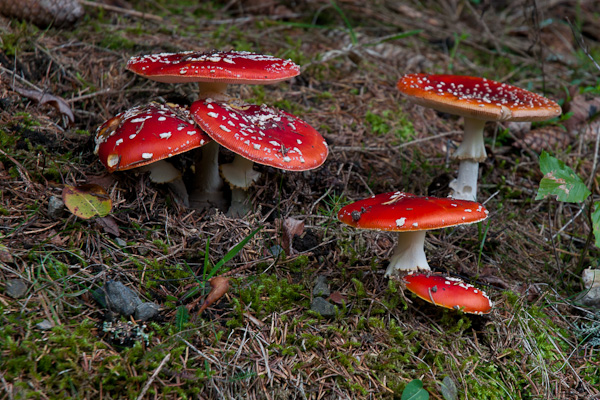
[328,291,347,305]
[198,276,230,315]
[0,244,13,263]
[95,216,120,237]
[281,217,305,255]
[564,93,600,136]
[13,86,75,124]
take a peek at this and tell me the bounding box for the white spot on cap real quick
[396,218,406,227]
[107,154,119,168]
[160,132,171,139]
[142,153,153,159]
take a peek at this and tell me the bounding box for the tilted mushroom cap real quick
[337,191,488,231]
[95,103,211,172]
[397,73,561,122]
[190,98,328,171]
[403,272,493,315]
[127,50,300,85]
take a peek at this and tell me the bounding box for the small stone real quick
[47,196,65,219]
[311,297,335,318]
[312,275,330,298]
[36,319,54,330]
[577,286,600,309]
[5,279,28,298]
[114,238,127,247]
[104,280,142,317]
[582,268,600,289]
[134,302,160,321]
[268,244,285,258]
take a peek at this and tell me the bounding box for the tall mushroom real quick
[337,191,488,277]
[95,102,211,206]
[126,50,301,209]
[397,74,561,201]
[191,98,329,216]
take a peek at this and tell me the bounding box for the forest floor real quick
[1,0,600,399]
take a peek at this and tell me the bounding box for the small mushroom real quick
[397,74,561,201]
[337,191,489,277]
[403,272,492,315]
[94,102,211,206]
[191,98,328,215]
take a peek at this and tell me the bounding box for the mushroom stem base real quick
[227,187,251,217]
[385,231,430,277]
[190,141,226,210]
[449,160,479,201]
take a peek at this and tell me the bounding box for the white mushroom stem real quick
[220,154,261,190]
[220,155,261,216]
[449,160,479,202]
[188,83,229,210]
[139,159,189,207]
[385,230,430,277]
[197,82,229,99]
[194,141,222,193]
[450,118,487,201]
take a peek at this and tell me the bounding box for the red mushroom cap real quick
[190,98,328,171]
[403,273,493,315]
[95,103,211,172]
[127,50,300,85]
[337,191,488,231]
[397,73,561,122]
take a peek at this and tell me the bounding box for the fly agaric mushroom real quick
[126,50,300,98]
[397,74,561,201]
[337,191,488,277]
[190,98,329,215]
[126,50,301,209]
[403,272,492,315]
[94,102,211,206]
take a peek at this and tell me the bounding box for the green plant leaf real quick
[175,305,189,331]
[205,226,263,279]
[62,184,112,219]
[593,202,600,249]
[440,376,458,400]
[535,151,591,203]
[402,379,429,400]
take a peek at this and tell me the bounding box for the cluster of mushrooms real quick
[95,50,561,316]
[95,50,329,215]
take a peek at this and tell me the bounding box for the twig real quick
[136,353,170,400]
[397,130,459,148]
[463,0,503,56]
[67,88,113,104]
[0,65,43,92]
[0,371,13,400]
[79,0,164,22]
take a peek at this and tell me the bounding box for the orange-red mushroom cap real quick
[337,191,489,231]
[95,103,211,172]
[127,50,300,85]
[403,273,493,315]
[397,73,561,122]
[190,98,328,171]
